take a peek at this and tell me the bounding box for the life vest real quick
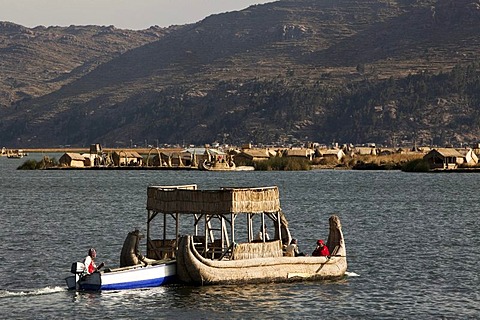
[87,261,96,273]
[84,256,96,274]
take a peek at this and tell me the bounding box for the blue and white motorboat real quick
[65,260,176,291]
[65,185,200,291]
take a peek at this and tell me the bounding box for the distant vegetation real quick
[17,157,58,170]
[401,159,430,172]
[253,153,424,171]
[327,61,480,145]
[254,157,311,171]
[350,153,423,171]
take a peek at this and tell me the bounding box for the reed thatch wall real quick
[232,240,283,260]
[146,186,280,214]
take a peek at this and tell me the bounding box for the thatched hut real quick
[59,153,88,167]
[112,151,143,166]
[322,149,345,162]
[235,149,271,164]
[284,148,314,161]
[423,148,465,169]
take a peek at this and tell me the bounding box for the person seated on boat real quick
[83,248,105,275]
[255,225,270,241]
[312,239,330,257]
[285,238,305,257]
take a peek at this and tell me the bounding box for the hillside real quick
[0,0,480,147]
[0,22,172,108]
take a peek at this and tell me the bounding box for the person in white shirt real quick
[285,238,305,257]
[83,248,104,275]
[285,238,299,257]
[255,225,270,241]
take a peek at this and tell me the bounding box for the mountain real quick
[0,22,171,107]
[1,0,480,148]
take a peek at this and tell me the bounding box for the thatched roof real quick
[322,149,344,156]
[240,149,270,158]
[355,147,377,155]
[206,148,226,156]
[62,152,86,161]
[431,148,464,157]
[147,186,280,214]
[113,150,143,158]
[284,148,314,157]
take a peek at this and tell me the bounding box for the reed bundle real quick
[233,240,283,260]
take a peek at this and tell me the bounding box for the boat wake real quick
[345,271,360,277]
[0,286,66,299]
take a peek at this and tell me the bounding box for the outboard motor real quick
[65,262,85,290]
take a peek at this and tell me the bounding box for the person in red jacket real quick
[312,239,330,257]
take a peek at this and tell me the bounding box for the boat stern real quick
[65,275,78,290]
[65,262,85,290]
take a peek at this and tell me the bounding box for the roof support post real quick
[147,210,152,252]
[261,213,265,242]
[194,214,199,236]
[175,212,179,250]
[248,213,253,242]
[163,212,167,242]
[277,211,281,243]
[231,213,235,244]
[221,216,225,250]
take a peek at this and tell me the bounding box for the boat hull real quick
[176,235,347,285]
[66,260,177,291]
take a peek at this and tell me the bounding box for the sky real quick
[0,0,276,30]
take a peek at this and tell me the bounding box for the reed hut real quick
[423,148,465,169]
[59,152,88,167]
[284,148,314,161]
[322,149,345,162]
[355,146,378,156]
[235,149,271,163]
[112,151,143,167]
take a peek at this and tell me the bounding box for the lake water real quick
[0,154,479,319]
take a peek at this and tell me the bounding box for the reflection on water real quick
[66,281,355,318]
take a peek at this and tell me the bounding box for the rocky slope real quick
[0,22,169,107]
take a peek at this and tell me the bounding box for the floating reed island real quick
[14,144,480,172]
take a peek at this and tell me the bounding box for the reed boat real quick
[200,159,236,171]
[199,149,254,171]
[6,149,27,158]
[200,160,255,171]
[146,185,346,285]
[198,148,236,171]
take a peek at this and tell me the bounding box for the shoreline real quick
[20,147,181,154]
